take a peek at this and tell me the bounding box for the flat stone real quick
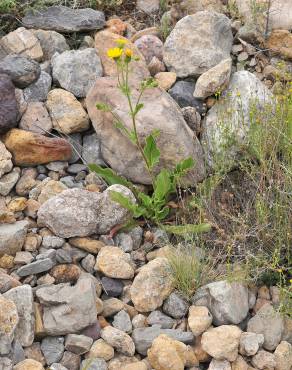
[147,310,175,329]
[3,285,35,347]
[16,258,54,277]
[0,220,29,256]
[101,326,135,356]
[69,237,104,254]
[132,325,194,356]
[82,133,105,166]
[41,336,64,365]
[65,334,93,355]
[0,55,40,88]
[14,251,34,265]
[19,102,52,134]
[52,49,103,98]
[23,71,52,102]
[22,6,105,33]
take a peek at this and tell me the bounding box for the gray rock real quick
[132,325,194,355]
[0,357,13,370]
[52,49,103,98]
[0,295,19,355]
[101,277,123,297]
[14,251,34,265]
[0,220,29,256]
[65,334,93,355]
[147,310,175,329]
[239,332,265,356]
[60,351,81,370]
[162,292,189,319]
[82,133,105,166]
[67,164,87,174]
[169,80,207,114]
[17,258,54,277]
[81,254,95,273]
[41,336,64,365]
[67,133,82,164]
[49,364,68,370]
[0,141,13,178]
[0,168,20,196]
[36,248,56,261]
[80,358,107,370]
[36,276,97,335]
[60,176,83,189]
[0,73,18,134]
[23,71,52,102]
[3,285,35,347]
[192,280,249,326]
[100,326,135,356]
[163,11,233,78]
[22,6,105,33]
[114,233,133,252]
[10,339,25,365]
[42,235,65,248]
[201,71,273,170]
[56,249,73,264]
[247,304,284,351]
[136,0,159,13]
[134,35,163,64]
[19,101,52,134]
[0,55,40,88]
[113,310,132,334]
[32,29,70,60]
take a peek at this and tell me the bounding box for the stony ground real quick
[0,0,292,369]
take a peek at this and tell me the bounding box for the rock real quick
[155,71,176,90]
[130,258,172,312]
[247,304,284,351]
[192,281,249,325]
[132,325,194,356]
[134,35,163,64]
[120,363,147,370]
[0,220,29,256]
[80,358,107,370]
[0,357,13,370]
[16,168,37,196]
[239,332,264,356]
[267,30,292,60]
[95,246,134,279]
[274,341,292,370]
[113,310,132,333]
[147,310,174,329]
[0,27,43,61]
[86,338,114,361]
[37,179,67,204]
[162,292,189,319]
[16,258,54,277]
[148,334,192,370]
[0,141,13,178]
[22,6,105,32]
[94,31,149,82]
[137,0,159,13]
[0,168,20,196]
[106,18,127,35]
[3,285,34,348]
[201,71,273,170]
[201,325,242,362]
[14,251,33,265]
[0,295,19,355]
[19,102,52,134]
[23,71,52,102]
[47,364,67,370]
[41,336,64,365]
[193,58,232,99]
[101,326,135,356]
[148,55,165,76]
[36,276,97,335]
[163,11,233,78]
[102,298,125,318]
[51,264,80,284]
[101,276,123,297]
[0,55,40,88]
[188,306,213,336]
[181,0,223,14]
[3,128,72,166]
[209,359,231,370]
[0,270,21,293]
[32,29,70,60]
[46,89,89,134]
[60,351,80,370]
[86,76,205,185]
[13,359,44,370]
[181,106,201,135]
[0,74,18,134]
[82,133,105,166]
[69,237,104,254]
[251,349,276,369]
[52,49,103,98]
[65,334,93,355]
[168,80,206,113]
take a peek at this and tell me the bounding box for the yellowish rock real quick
[37,180,67,204]
[188,306,213,336]
[155,72,176,90]
[34,302,45,337]
[274,341,292,370]
[13,359,44,370]
[0,254,14,269]
[267,30,292,60]
[86,338,114,361]
[120,362,148,370]
[7,197,27,212]
[69,237,105,254]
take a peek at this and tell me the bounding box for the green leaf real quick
[173,157,195,176]
[133,103,144,117]
[96,102,111,112]
[114,121,131,138]
[88,164,133,189]
[162,223,212,235]
[110,191,143,218]
[143,134,160,170]
[155,206,170,221]
[138,192,153,208]
[153,169,172,202]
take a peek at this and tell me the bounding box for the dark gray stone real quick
[112,310,132,334]
[16,258,54,277]
[82,133,105,166]
[22,6,105,33]
[147,310,175,329]
[65,334,93,355]
[60,351,80,370]
[23,71,52,102]
[80,321,101,341]
[162,292,189,319]
[41,336,64,365]
[101,277,123,297]
[0,55,40,88]
[0,74,18,134]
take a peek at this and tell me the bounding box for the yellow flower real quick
[107,47,123,60]
[125,48,133,58]
[290,279,292,284]
[277,268,283,273]
[116,38,128,47]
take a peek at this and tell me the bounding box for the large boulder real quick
[163,11,233,78]
[3,128,72,166]
[51,49,103,98]
[86,77,206,185]
[22,6,105,33]
[36,276,97,335]
[37,185,135,238]
[192,280,249,325]
[0,74,18,134]
[201,71,273,170]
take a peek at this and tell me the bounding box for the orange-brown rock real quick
[3,128,72,166]
[267,30,292,60]
[106,18,127,35]
[50,264,80,284]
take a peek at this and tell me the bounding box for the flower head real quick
[107,47,123,60]
[116,38,128,48]
[125,48,133,58]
